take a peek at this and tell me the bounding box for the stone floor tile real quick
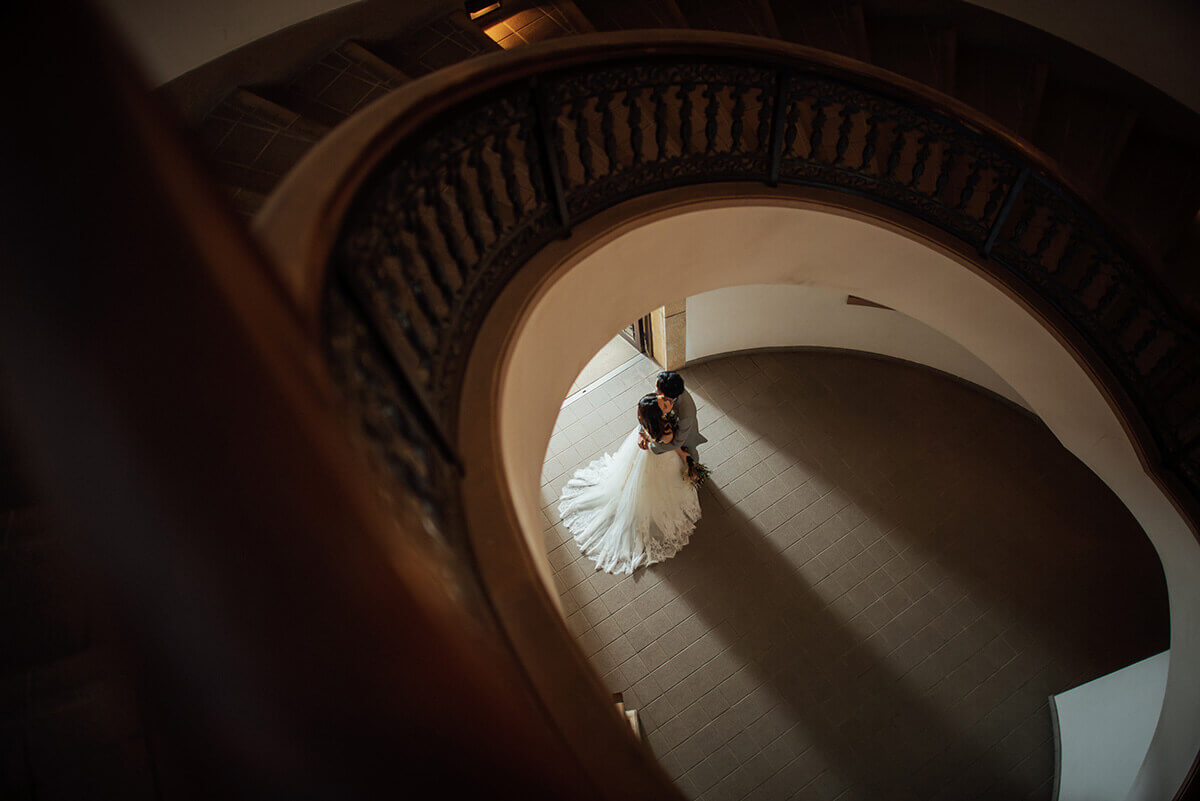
[543,351,1166,800]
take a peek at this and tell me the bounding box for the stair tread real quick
[193,90,327,198]
[1033,81,1138,199]
[954,45,1046,139]
[263,41,410,127]
[771,0,869,61]
[866,15,956,94]
[572,0,686,31]
[676,0,776,37]
[479,4,582,49]
[372,12,501,76]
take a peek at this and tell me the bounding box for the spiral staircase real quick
[182,0,1200,317]
[3,2,1200,800]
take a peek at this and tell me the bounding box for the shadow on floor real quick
[661,494,1032,800]
[650,353,1167,799]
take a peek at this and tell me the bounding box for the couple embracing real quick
[559,371,709,575]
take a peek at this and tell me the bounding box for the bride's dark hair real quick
[637,393,670,442]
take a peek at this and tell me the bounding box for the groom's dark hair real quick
[657,371,685,399]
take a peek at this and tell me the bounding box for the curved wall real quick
[685,284,1029,409]
[491,194,1199,800]
[964,0,1200,113]
[98,0,359,84]
[96,0,1198,108]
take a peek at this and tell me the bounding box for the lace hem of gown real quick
[558,450,701,575]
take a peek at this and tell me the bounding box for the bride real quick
[559,393,701,574]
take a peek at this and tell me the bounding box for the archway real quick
[468,189,1200,799]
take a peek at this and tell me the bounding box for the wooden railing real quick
[291,33,1200,522]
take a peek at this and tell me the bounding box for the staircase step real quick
[225,186,269,219]
[771,0,869,61]
[1033,81,1138,199]
[194,89,329,197]
[263,41,410,127]
[866,16,957,94]
[478,4,583,49]
[371,11,501,76]
[551,1,597,34]
[1106,126,1200,257]
[676,0,777,37]
[954,45,1046,139]
[572,0,686,31]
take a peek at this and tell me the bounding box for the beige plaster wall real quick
[495,199,1200,801]
[964,0,1200,113]
[686,284,1029,409]
[97,0,361,84]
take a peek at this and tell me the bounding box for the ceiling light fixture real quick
[466,1,502,20]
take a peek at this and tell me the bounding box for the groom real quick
[638,371,707,463]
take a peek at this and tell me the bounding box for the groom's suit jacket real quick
[650,389,708,457]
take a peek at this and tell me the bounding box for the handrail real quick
[255,30,1200,798]
[258,31,1200,518]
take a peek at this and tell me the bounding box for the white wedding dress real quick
[558,428,701,575]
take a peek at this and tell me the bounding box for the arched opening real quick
[461,187,1200,799]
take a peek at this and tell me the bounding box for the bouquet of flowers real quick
[685,457,711,487]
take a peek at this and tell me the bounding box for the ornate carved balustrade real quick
[316,34,1200,530]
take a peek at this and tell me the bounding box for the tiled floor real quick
[485,5,580,49]
[568,335,640,396]
[539,350,1168,801]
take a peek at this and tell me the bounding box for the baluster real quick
[956,156,982,211]
[571,94,594,184]
[404,204,456,307]
[730,84,746,154]
[451,153,488,260]
[599,87,619,174]
[680,82,695,155]
[385,227,443,328]
[470,139,505,242]
[425,180,469,289]
[386,262,438,356]
[624,85,644,166]
[1058,231,1089,286]
[909,133,933,189]
[1010,195,1039,250]
[756,83,773,155]
[935,143,959,202]
[860,110,881,171]
[1110,295,1143,345]
[703,82,721,154]
[783,96,801,159]
[1032,211,1060,265]
[809,98,828,161]
[886,124,909,181]
[498,122,525,221]
[1091,259,1125,318]
[652,83,669,160]
[834,103,857,166]
[521,111,546,209]
[1130,315,1164,368]
[356,261,432,367]
[982,167,1009,222]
